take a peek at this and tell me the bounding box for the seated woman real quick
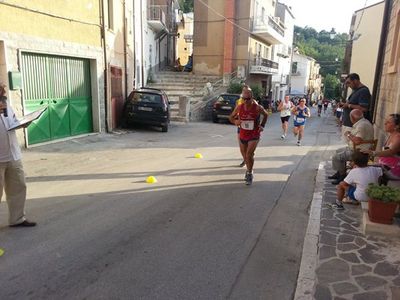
[364,114,400,180]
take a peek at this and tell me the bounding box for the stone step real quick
[147,86,199,92]
[156,71,220,79]
[165,91,204,97]
[154,76,220,82]
[148,82,208,89]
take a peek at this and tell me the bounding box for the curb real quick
[293,161,326,300]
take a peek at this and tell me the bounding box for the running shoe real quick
[281,134,285,139]
[327,202,345,210]
[297,140,301,146]
[239,160,246,167]
[245,172,253,185]
[244,171,249,181]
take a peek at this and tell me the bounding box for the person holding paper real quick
[0,83,36,227]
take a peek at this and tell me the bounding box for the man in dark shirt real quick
[340,73,371,140]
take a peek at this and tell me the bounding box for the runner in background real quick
[278,95,293,139]
[292,98,311,146]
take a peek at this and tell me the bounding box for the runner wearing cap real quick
[229,88,268,185]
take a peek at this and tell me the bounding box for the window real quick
[292,62,298,74]
[108,0,114,30]
[388,7,400,73]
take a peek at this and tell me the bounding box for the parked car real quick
[212,93,241,123]
[122,88,170,132]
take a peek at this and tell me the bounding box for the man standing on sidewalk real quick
[328,109,374,184]
[0,84,36,227]
[340,73,371,140]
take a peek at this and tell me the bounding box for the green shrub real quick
[227,82,243,94]
[249,85,263,101]
[366,183,400,203]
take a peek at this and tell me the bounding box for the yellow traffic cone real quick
[146,176,158,184]
[195,153,203,159]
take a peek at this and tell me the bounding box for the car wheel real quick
[161,124,168,132]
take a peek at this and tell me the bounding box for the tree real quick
[294,25,348,78]
[324,74,340,99]
[179,0,193,13]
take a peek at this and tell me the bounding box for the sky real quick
[279,0,384,34]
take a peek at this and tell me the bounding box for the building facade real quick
[0,0,105,146]
[271,2,294,102]
[0,0,138,145]
[347,1,385,95]
[134,0,180,88]
[374,0,400,143]
[290,52,321,101]
[176,12,194,66]
[104,0,135,131]
[193,0,287,96]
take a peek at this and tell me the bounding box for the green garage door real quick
[21,53,93,145]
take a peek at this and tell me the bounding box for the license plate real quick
[221,106,231,110]
[138,106,152,111]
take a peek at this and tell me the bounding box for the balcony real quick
[250,58,279,75]
[147,5,168,33]
[277,45,291,58]
[251,15,285,45]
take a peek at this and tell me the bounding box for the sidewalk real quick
[296,160,400,299]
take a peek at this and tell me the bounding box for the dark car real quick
[122,88,170,132]
[212,93,241,123]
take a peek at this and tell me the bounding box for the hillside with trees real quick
[294,26,348,98]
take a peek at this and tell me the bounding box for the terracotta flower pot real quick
[368,198,398,224]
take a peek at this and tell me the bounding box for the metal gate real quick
[21,52,93,145]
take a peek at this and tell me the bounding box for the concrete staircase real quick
[147,71,221,121]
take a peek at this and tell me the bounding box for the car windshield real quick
[133,92,162,104]
[218,95,240,106]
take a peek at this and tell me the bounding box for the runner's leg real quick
[240,141,248,170]
[283,120,288,136]
[238,131,245,166]
[293,125,299,137]
[298,125,304,141]
[246,140,259,173]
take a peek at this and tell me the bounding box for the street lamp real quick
[329,28,336,40]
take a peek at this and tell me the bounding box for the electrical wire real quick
[353,0,368,35]
[196,0,255,35]
[0,0,101,28]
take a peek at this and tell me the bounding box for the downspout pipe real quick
[123,0,128,98]
[371,0,392,122]
[100,0,109,132]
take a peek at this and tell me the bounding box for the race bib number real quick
[241,120,254,130]
[296,117,305,123]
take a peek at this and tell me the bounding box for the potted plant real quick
[366,183,400,224]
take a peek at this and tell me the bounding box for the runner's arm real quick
[258,105,268,128]
[229,106,240,126]
[305,107,311,117]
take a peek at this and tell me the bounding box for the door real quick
[21,53,92,144]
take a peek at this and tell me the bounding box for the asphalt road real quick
[0,108,342,300]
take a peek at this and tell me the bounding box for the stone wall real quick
[374,0,400,149]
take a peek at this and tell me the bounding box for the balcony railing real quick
[147,5,168,32]
[267,16,285,36]
[254,57,279,69]
[251,15,285,45]
[250,57,279,75]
